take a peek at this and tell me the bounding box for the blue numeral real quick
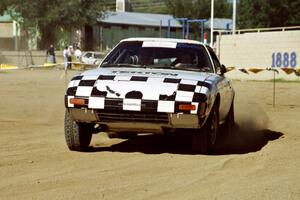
[276,53,282,67]
[291,52,297,68]
[283,52,289,67]
[272,53,275,67]
[271,52,297,68]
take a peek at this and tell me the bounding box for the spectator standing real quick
[67,46,73,69]
[46,44,56,64]
[63,46,68,70]
[74,47,82,61]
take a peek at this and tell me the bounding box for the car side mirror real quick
[220,64,227,75]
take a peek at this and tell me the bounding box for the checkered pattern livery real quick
[66,74,210,114]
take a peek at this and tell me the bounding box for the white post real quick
[13,21,19,51]
[232,0,236,34]
[210,0,214,47]
[116,0,126,12]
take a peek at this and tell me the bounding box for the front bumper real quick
[68,107,205,133]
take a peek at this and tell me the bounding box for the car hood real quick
[66,67,213,113]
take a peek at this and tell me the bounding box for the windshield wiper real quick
[154,65,201,72]
[172,65,201,72]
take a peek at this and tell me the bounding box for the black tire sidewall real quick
[192,104,219,154]
[64,110,92,151]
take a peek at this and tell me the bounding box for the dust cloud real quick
[215,103,282,154]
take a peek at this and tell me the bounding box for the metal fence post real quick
[167,19,171,38]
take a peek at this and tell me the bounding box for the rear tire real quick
[192,105,219,154]
[64,110,93,151]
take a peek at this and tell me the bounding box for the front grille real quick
[96,110,169,123]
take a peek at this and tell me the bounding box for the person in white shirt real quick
[66,46,73,69]
[63,46,68,70]
[74,47,82,61]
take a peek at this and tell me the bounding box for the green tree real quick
[238,0,300,28]
[164,0,231,40]
[164,0,231,20]
[0,0,107,49]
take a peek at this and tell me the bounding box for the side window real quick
[85,52,92,58]
[208,48,221,73]
[198,49,214,72]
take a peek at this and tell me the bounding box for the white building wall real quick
[217,30,300,69]
[0,23,13,37]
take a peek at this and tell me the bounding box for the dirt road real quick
[0,69,299,199]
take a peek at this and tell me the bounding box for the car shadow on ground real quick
[88,124,283,155]
[212,125,284,155]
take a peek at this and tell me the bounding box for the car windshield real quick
[101,41,214,72]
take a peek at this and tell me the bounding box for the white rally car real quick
[64,38,235,154]
[81,51,103,65]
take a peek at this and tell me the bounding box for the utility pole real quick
[116,0,126,12]
[210,0,214,47]
[232,0,236,34]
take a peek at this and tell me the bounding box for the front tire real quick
[64,110,93,151]
[192,105,219,154]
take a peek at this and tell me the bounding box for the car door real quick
[207,47,233,122]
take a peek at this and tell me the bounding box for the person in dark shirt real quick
[46,44,56,63]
